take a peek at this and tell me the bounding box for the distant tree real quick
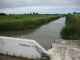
[0,13,6,16]
[9,14,12,15]
[35,13,38,15]
[56,13,59,15]
[24,13,27,15]
[78,13,80,14]
[73,12,76,14]
[73,12,80,14]
[33,12,35,15]
[67,13,72,15]
[30,12,32,15]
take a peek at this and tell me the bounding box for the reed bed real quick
[60,14,80,40]
[0,15,62,31]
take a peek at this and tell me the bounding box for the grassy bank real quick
[60,14,80,40]
[0,14,62,31]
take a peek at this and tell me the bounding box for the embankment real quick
[0,15,62,31]
[60,14,80,40]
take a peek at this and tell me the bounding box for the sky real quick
[0,0,80,14]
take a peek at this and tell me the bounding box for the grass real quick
[0,14,62,31]
[60,14,80,40]
[74,14,80,28]
[65,14,76,25]
[60,24,78,40]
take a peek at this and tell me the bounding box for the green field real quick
[0,14,62,31]
[60,14,80,40]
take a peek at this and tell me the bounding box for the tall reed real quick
[0,15,62,31]
[60,24,78,40]
[60,14,80,40]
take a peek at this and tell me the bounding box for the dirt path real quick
[0,55,27,60]
[0,55,22,60]
[0,55,33,60]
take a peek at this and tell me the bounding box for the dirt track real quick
[0,55,33,60]
[0,55,22,60]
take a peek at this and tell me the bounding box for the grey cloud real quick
[0,0,80,9]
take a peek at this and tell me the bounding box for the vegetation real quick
[60,14,80,40]
[0,13,6,16]
[65,14,76,25]
[73,12,80,14]
[0,14,62,31]
[60,24,78,39]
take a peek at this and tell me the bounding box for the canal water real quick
[0,17,65,50]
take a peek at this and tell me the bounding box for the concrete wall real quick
[0,36,47,59]
[47,39,80,60]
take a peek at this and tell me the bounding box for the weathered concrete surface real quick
[0,36,48,59]
[47,39,80,60]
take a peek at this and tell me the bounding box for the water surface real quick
[0,17,65,50]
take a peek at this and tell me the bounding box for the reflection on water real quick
[0,17,65,50]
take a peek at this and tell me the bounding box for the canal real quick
[0,17,65,50]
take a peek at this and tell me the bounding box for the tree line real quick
[0,12,39,16]
[0,13,6,16]
[0,12,63,16]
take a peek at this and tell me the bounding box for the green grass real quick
[60,14,80,40]
[0,14,62,31]
[65,14,76,25]
[60,24,78,40]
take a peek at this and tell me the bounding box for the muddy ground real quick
[0,54,35,60]
[0,55,29,60]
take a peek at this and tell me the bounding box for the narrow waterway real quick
[0,17,65,50]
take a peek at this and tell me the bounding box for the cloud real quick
[0,0,80,13]
[0,0,80,9]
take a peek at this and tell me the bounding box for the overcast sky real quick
[0,0,80,14]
